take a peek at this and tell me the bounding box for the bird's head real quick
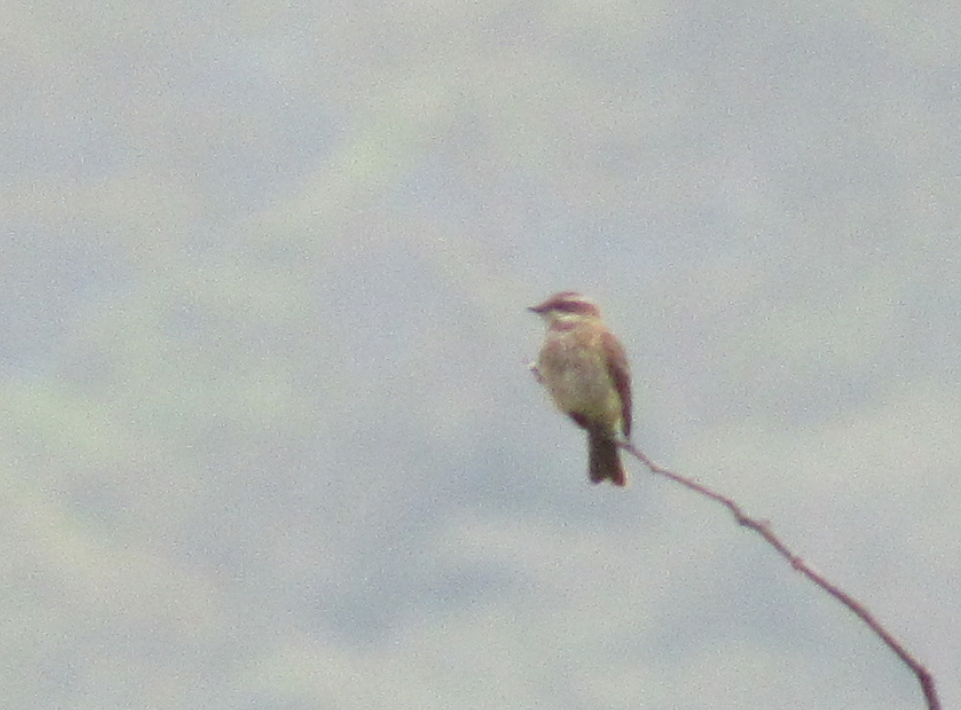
[528,291,602,324]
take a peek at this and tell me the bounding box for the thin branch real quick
[620,442,940,710]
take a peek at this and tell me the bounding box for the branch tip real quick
[621,445,940,710]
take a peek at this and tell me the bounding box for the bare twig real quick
[620,442,940,710]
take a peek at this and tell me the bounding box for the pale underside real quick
[536,320,631,439]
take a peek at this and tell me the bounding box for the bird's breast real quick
[537,328,621,426]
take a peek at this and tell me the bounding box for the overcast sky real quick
[2,1,960,708]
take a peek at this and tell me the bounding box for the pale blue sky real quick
[2,2,959,707]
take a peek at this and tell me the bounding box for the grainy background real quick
[3,1,959,707]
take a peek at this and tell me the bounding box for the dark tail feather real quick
[587,430,628,487]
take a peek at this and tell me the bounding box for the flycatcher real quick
[529,292,633,487]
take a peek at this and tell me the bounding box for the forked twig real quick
[620,442,940,710]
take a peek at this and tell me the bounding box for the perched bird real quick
[529,291,633,487]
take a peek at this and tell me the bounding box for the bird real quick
[529,291,633,487]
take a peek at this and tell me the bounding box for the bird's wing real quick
[603,330,632,438]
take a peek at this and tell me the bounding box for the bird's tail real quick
[587,429,628,487]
